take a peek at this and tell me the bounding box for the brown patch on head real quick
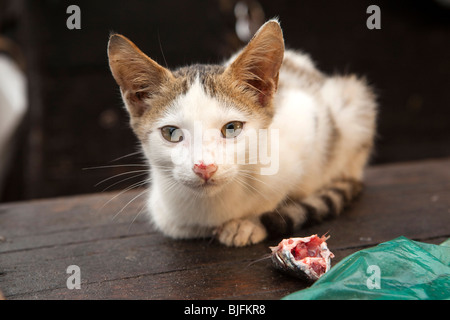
[185,20,286,127]
[107,20,285,139]
[172,63,278,128]
[131,76,190,141]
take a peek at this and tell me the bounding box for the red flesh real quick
[290,235,328,276]
[290,235,324,260]
[306,258,326,275]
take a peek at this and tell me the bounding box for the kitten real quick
[107,20,377,247]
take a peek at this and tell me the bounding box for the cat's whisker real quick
[237,172,287,195]
[233,176,268,201]
[128,198,148,232]
[112,188,149,221]
[243,170,300,207]
[238,168,308,194]
[246,254,272,267]
[160,179,181,197]
[94,169,150,188]
[235,174,293,226]
[100,178,150,212]
[83,164,149,170]
[100,172,150,192]
[148,164,176,171]
[109,151,144,163]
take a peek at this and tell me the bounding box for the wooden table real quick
[1,158,449,300]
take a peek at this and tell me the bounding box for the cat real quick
[107,19,377,247]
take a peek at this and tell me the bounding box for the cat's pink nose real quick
[193,163,217,181]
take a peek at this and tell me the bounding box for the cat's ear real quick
[108,34,173,117]
[225,20,284,107]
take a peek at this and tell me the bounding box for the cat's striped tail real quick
[260,178,363,238]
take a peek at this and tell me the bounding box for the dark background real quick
[0,0,449,202]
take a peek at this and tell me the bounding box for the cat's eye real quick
[221,121,244,139]
[161,126,184,143]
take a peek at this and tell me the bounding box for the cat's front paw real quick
[216,218,267,247]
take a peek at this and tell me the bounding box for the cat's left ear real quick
[225,20,284,107]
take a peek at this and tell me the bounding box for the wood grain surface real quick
[1,158,449,299]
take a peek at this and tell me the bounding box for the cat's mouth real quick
[176,168,235,195]
[182,177,224,195]
[189,179,218,189]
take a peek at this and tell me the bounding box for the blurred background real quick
[0,0,449,202]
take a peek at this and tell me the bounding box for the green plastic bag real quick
[283,236,450,300]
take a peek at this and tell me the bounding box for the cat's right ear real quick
[108,34,173,117]
[225,20,284,108]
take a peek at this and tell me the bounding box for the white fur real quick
[146,76,303,239]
